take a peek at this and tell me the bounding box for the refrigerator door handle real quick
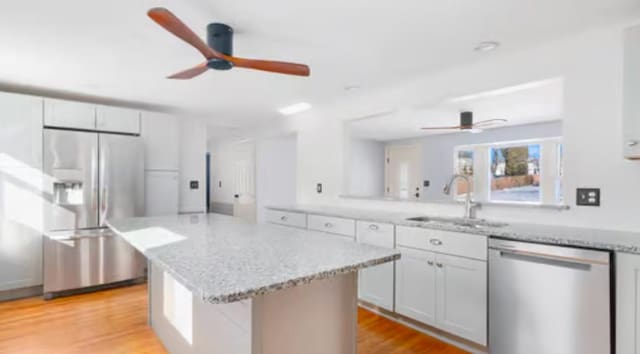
[99,140,109,226]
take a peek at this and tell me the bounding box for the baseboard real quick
[358,301,488,354]
[0,285,43,302]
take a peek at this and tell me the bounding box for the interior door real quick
[99,134,144,226]
[385,144,421,200]
[43,129,98,231]
[232,159,256,223]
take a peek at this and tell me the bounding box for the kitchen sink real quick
[406,216,508,229]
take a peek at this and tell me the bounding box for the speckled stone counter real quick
[107,213,399,304]
[267,205,640,254]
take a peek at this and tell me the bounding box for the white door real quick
[96,105,140,134]
[617,252,640,354]
[356,221,395,311]
[232,159,256,223]
[435,253,487,345]
[44,98,96,130]
[395,246,437,326]
[385,144,421,200]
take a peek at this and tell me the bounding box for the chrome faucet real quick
[443,174,477,220]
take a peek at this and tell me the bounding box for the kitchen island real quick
[107,213,400,354]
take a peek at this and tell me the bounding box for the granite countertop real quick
[107,213,400,304]
[267,205,640,254]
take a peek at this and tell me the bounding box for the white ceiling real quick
[1,0,638,131]
[349,77,564,141]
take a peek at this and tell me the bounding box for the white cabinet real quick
[145,171,179,216]
[44,98,96,130]
[141,112,180,171]
[395,246,437,326]
[96,105,140,134]
[395,226,487,345]
[435,253,487,345]
[0,92,43,168]
[0,92,44,293]
[356,221,394,311]
[617,252,640,354]
[308,215,355,238]
[624,25,640,159]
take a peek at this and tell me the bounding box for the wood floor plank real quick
[0,284,466,353]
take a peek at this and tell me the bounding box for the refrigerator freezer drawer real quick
[43,229,146,294]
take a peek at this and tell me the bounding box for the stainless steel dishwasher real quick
[489,238,612,354]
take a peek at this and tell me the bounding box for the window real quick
[453,138,563,205]
[454,149,474,197]
[490,144,540,202]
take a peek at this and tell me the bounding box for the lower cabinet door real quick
[357,221,395,311]
[617,252,640,354]
[395,246,437,326]
[435,253,487,345]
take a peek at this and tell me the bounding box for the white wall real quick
[346,138,385,197]
[398,121,561,200]
[179,119,207,213]
[255,135,297,223]
[287,21,640,231]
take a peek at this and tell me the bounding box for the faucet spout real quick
[443,174,476,219]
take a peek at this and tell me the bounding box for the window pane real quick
[455,150,473,196]
[490,144,540,202]
[556,143,564,203]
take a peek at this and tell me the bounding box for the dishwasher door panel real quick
[489,243,611,354]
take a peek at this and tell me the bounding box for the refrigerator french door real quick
[43,129,145,296]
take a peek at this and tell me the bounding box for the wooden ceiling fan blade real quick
[147,7,221,60]
[167,62,209,79]
[472,119,508,127]
[421,125,463,130]
[226,56,310,76]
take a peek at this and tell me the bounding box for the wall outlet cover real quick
[576,188,600,206]
[316,183,322,194]
[423,180,430,187]
[190,180,199,190]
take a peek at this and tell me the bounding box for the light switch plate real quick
[576,188,600,206]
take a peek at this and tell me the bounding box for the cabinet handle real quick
[430,239,443,246]
[369,224,379,231]
[280,216,288,221]
[627,140,639,147]
[436,263,443,268]
[427,260,434,266]
[325,222,333,228]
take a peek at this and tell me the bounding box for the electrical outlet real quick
[316,183,322,194]
[190,181,199,190]
[423,180,430,187]
[576,188,600,206]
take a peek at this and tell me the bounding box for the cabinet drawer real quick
[356,221,394,248]
[265,209,307,229]
[308,215,355,238]
[396,226,487,261]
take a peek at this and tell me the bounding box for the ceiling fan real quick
[421,111,507,132]
[147,7,310,79]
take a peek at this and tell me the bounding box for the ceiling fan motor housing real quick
[207,23,233,70]
[460,111,473,128]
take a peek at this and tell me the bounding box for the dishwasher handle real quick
[497,249,606,270]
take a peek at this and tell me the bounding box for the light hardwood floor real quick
[0,284,468,354]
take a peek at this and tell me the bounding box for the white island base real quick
[149,263,359,354]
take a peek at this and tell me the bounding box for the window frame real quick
[452,137,563,206]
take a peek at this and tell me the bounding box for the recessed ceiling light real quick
[344,85,361,92]
[278,102,312,116]
[474,41,500,52]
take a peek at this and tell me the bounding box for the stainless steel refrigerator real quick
[42,128,146,298]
